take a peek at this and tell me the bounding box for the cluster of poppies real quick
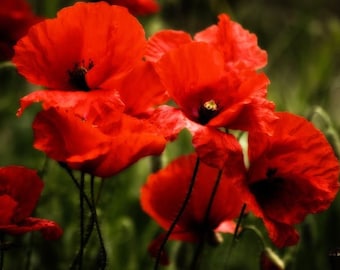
[1,0,339,268]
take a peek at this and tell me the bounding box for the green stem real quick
[62,166,95,270]
[190,239,205,270]
[190,169,224,269]
[224,203,247,268]
[95,178,105,205]
[0,234,4,270]
[154,158,201,270]
[90,176,107,269]
[79,172,85,270]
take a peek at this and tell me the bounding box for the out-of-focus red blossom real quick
[0,0,41,62]
[13,2,168,177]
[141,153,246,262]
[0,166,62,240]
[148,42,275,168]
[242,112,340,248]
[145,13,267,69]
[100,0,159,16]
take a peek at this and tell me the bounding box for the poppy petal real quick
[16,89,124,117]
[13,2,145,90]
[188,122,243,169]
[145,30,192,62]
[1,217,63,240]
[195,14,267,69]
[0,166,43,223]
[32,107,113,165]
[107,61,168,116]
[90,114,167,177]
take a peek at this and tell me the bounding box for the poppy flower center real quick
[198,99,219,125]
[68,59,94,91]
[249,168,284,207]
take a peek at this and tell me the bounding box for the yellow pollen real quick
[203,100,218,111]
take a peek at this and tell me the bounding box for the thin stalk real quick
[0,234,4,270]
[224,203,247,268]
[95,178,105,205]
[154,158,201,270]
[79,172,85,270]
[190,169,223,270]
[62,166,95,270]
[190,239,205,270]
[90,176,107,269]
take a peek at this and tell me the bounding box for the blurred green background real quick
[1,0,340,269]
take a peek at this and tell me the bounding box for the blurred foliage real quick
[1,0,340,269]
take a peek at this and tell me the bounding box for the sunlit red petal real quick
[145,30,192,62]
[188,122,243,169]
[195,14,267,70]
[16,89,124,117]
[208,72,273,130]
[32,107,113,165]
[148,105,187,141]
[88,114,167,177]
[106,61,168,116]
[13,2,145,90]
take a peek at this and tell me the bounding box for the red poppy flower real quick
[0,0,41,62]
[146,14,267,70]
[244,112,340,248]
[141,153,245,244]
[13,2,168,176]
[148,42,275,168]
[0,166,62,240]
[13,2,146,92]
[101,0,159,16]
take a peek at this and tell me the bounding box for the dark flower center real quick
[198,99,219,125]
[249,168,284,207]
[68,59,94,91]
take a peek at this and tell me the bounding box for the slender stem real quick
[24,233,34,270]
[62,166,95,270]
[154,158,201,270]
[190,239,205,270]
[0,234,4,270]
[203,170,223,228]
[95,178,105,205]
[224,203,247,267]
[79,172,85,270]
[190,169,224,269]
[90,176,107,269]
